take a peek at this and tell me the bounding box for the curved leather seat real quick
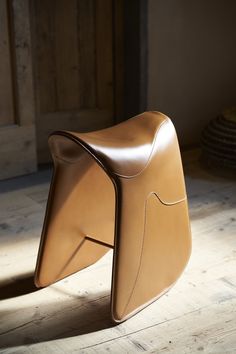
[66,111,166,177]
[35,111,191,323]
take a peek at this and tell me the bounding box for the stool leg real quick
[111,177,191,322]
[35,140,115,288]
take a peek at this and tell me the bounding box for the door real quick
[0,0,37,180]
[32,0,124,163]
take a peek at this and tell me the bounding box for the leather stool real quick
[35,111,191,323]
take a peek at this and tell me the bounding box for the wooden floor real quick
[0,153,236,353]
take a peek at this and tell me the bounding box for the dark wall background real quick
[148,0,236,146]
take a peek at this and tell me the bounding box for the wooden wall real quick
[32,0,123,162]
[34,0,113,114]
[0,0,126,177]
[0,0,15,127]
[0,0,37,180]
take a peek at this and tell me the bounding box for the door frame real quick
[123,0,148,119]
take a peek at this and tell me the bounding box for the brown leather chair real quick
[35,111,191,323]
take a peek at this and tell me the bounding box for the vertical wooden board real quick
[77,0,96,109]
[54,0,79,111]
[95,0,114,111]
[0,0,37,180]
[0,125,37,180]
[12,0,36,126]
[34,0,57,113]
[0,0,15,126]
[113,0,124,121]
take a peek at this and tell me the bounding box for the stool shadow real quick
[0,274,38,300]
[0,274,115,349]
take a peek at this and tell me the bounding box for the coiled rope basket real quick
[201,107,236,171]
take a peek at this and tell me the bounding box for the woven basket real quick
[201,108,236,170]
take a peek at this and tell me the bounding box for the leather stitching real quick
[121,192,186,318]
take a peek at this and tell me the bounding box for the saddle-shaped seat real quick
[35,111,191,323]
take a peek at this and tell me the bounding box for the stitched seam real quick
[120,192,186,317]
[120,194,149,318]
[53,155,78,164]
[152,192,186,206]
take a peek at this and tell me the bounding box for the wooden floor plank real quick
[0,157,236,353]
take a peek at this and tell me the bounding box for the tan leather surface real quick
[69,111,167,177]
[35,139,115,287]
[34,111,191,323]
